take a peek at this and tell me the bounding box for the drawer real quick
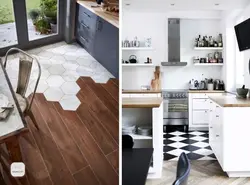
[77,4,97,31]
[193,110,209,124]
[76,30,94,54]
[192,93,208,99]
[193,99,209,110]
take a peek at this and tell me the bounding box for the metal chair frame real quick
[4,48,41,130]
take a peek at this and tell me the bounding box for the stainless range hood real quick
[161,18,187,66]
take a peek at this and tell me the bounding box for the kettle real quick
[199,80,207,90]
[129,55,137,63]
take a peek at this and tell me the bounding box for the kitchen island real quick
[122,96,163,179]
[208,94,250,177]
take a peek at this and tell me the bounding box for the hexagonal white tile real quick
[46,75,65,87]
[48,64,66,75]
[50,55,66,64]
[76,66,94,76]
[62,70,80,82]
[38,57,52,69]
[37,51,54,58]
[59,95,81,111]
[63,62,79,70]
[61,82,80,95]
[30,80,49,93]
[76,56,96,66]
[44,87,64,101]
[64,52,80,60]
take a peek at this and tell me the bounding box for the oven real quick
[162,90,189,132]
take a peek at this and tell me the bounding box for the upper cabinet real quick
[75,3,119,78]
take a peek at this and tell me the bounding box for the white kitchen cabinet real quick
[192,110,209,124]
[189,93,224,131]
[192,99,209,110]
[208,98,250,177]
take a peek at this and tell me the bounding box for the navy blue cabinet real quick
[75,4,119,79]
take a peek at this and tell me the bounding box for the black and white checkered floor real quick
[163,131,216,161]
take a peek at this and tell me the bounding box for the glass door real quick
[25,0,58,41]
[0,0,65,55]
[0,0,18,49]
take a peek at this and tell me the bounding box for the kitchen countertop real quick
[189,90,225,93]
[122,97,163,108]
[123,90,162,94]
[77,1,119,28]
[209,94,250,107]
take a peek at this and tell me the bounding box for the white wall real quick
[122,12,223,89]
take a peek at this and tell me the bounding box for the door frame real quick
[0,0,66,56]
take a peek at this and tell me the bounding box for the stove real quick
[162,90,189,132]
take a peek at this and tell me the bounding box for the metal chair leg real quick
[27,110,39,130]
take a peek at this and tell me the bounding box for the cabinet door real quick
[192,110,209,125]
[93,17,119,78]
[192,99,209,110]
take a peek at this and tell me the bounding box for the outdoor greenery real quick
[30,0,58,34]
[0,0,40,24]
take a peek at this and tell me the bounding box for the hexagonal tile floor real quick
[4,41,114,111]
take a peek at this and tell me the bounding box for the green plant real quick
[40,0,57,22]
[29,9,40,23]
[34,16,51,34]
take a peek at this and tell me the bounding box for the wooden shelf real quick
[194,63,224,66]
[194,47,223,50]
[130,134,152,140]
[122,63,154,67]
[122,47,154,51]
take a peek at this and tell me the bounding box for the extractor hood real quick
[161,18,187,66]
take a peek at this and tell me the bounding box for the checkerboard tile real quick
[163,131,217,161]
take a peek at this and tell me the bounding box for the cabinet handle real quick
[216,115,219,117]
[216,135,220,137]
[80,36,88,43]
[81,22,89,29]
[84,12,90,18]
[210,127,213,129]
[97,20,103,31]
[216,106,219,108]
[210,110,212,112]
[205,110,207,113]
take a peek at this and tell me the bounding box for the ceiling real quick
[122,0,249,11]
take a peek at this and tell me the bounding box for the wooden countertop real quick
[77,1,119,28]
[189,90,225,93]
[123,90,162,94]
[122,97,163,108]
[209,94,250,107]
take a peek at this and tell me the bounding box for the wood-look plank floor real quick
[6,77,119,185]
[146,161,250,185]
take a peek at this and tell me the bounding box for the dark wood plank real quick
[29,96,76,185]
[54,102,118,155]
[73,166,100,185]
[35,94,88,174]
[5,136,30,185]
[0,172,6,185]
[19,131,52,185]
[53,104,118,185]
[82,77,118,120]
[101,79,119,102]
[110,78,119,87]
[76,78,119,143]
[106,150,119,174]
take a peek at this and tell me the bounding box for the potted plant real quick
[29,9,40,24]
[40,0,57,33]
[34,16,51,34]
